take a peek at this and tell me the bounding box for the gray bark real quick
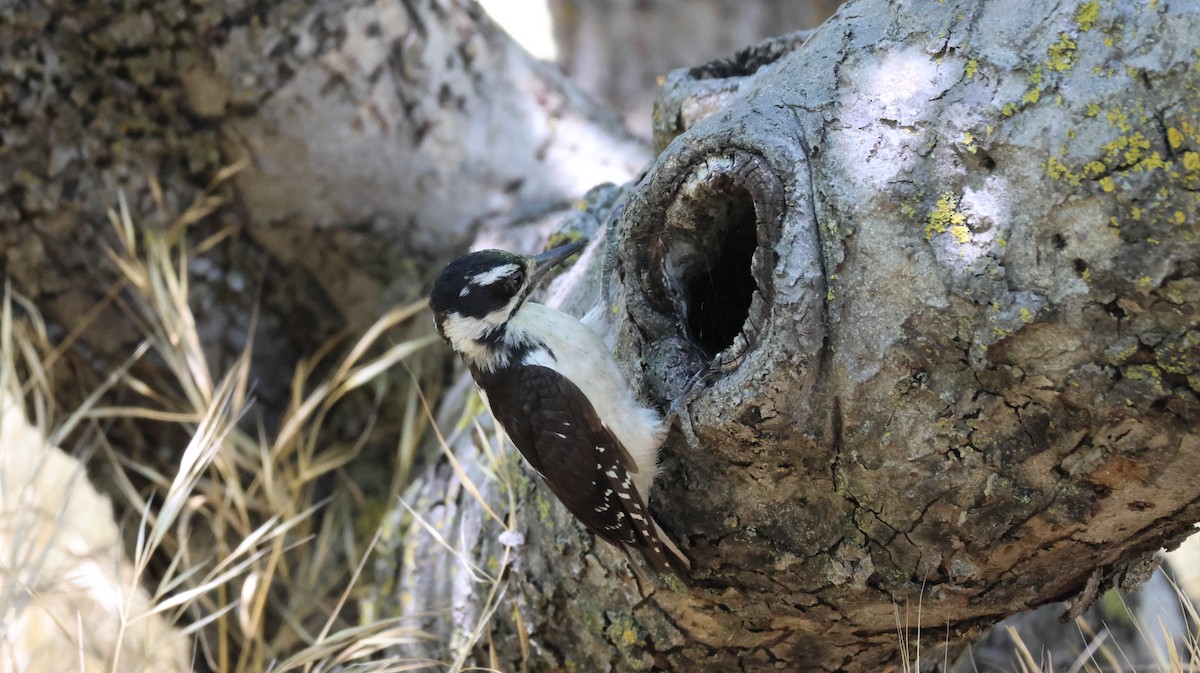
[392,0,1200,671]
[549,0,844,138]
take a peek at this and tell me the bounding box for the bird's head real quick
[429,239,587,366]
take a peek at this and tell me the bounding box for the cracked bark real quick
[391,0,1200,671]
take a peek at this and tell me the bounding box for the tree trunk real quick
[548,0,844,138]
[392,0,1200,670]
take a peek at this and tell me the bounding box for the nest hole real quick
[683,188,758,358]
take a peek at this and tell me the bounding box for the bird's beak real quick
[529,239,588,287]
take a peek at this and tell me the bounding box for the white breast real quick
[509,303,666,497]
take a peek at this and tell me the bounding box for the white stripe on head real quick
[469,263,521,286]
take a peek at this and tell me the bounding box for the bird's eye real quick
[501,271,525,295]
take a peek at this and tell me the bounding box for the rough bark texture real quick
[393,0,1200,671]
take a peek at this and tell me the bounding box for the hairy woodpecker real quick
[429,240,690,574]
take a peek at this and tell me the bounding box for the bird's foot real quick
[665,367,718,449]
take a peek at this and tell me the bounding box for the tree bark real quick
[393,0,1200,670]
[548,0,844,138]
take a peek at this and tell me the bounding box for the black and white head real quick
[429,239,587,368]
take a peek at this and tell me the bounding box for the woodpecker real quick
[429,239,690,575]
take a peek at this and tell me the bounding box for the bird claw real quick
[666,399,700,448]
[665,367,718,449]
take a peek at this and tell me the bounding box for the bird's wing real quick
[474,364,661,550]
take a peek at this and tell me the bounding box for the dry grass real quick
[1001,583,1200,673]
[0,178,519,672]
[893,575,1199,673]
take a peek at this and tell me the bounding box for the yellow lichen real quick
[1106,109,1131,132]
[1047,156,1081,185]
[1097,131,1155,169]
[1047,34,1077,71]
[548,229,587,245]
[1124,365,1165,394]
[1167,127,1184,149]
[1020,307,1035,323]
[1087,103,1102,117]
[1122,132,1151,164]
[965,59,979,78]
[949,224,971,244]
[1183,151,1200,172]
[1023,89,1041,105]
[1100,176,1116,192]
[1138,151,1166,172]
[1076,1,1100,31]
[1113,342,1139,362]
[927,193,968,240]
[1002,102,1018,116]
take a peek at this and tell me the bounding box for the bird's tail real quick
[630,518,691,577]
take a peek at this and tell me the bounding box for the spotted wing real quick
[474,364,675,568]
